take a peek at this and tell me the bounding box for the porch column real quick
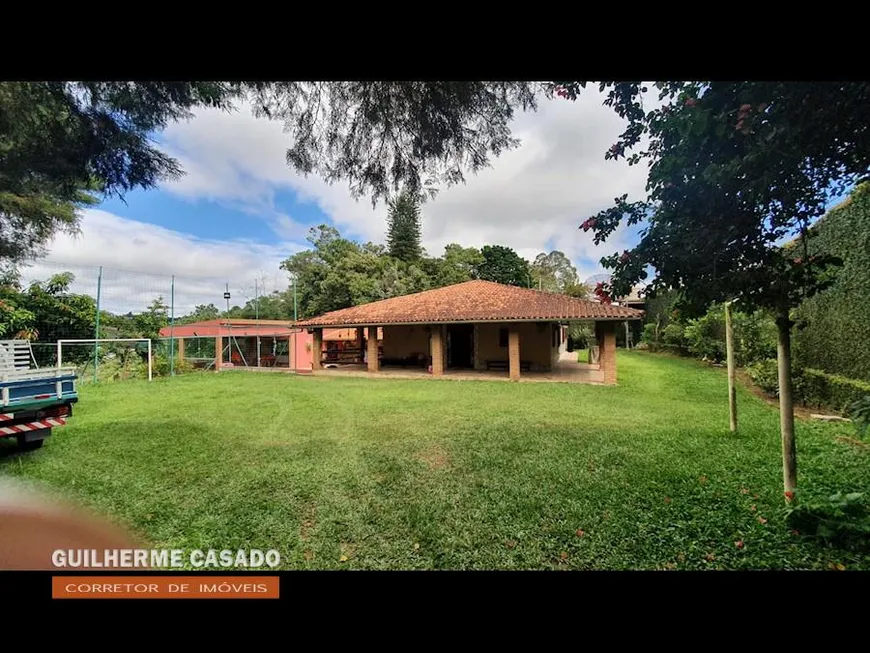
[430,326,444,376]
[287,335,294,370]
[367,326,379,372]
[596,322,617,385]
[214,336,222,372]
[176,337,185,361]
[508,327,521,381]
[312,329,323,371]
[356,327,365,363]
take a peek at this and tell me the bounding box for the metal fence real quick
[14,259,296,383]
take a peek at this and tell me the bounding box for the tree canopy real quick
[386,191,423,262]
[0,270,96,363]
[0,82,240,266]
[559,81,866,315]
[1,81,543,268]
[530,250,580,293]
[555,80,870,503]
[249,82,539,203]
[478,245,532,287]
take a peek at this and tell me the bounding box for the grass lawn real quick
[2,351,868,570]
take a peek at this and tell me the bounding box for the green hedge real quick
[801,369,870,413]
[794,183,870,383]
[746,358,870,414]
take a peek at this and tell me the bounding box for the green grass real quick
[2,351,868,570]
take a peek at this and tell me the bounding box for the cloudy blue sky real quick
[32,88,651,315]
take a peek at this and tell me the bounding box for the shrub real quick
[662,323,686,348]
[746,358,780,395]
[732,310,778,366]
[684,310,726,362]
[849,395,870,438]
[568,321,594,350]
[785,492,870,545]
[151,354,195,377]
[800,369,870,413]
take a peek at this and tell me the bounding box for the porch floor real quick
[313,357,604,384]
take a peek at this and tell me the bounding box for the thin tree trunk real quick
[776,305,797,502]
[725,301,737,433]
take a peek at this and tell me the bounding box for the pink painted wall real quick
[290,330,314,373]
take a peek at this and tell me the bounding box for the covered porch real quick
[307,320,619,385]
[296,279,642,385]
[313,355,606,384]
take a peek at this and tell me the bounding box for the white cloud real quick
[158,88,651,282]
[34,85,652,311]
[26,209,300,315]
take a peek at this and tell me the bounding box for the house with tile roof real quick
[296,280,643,384]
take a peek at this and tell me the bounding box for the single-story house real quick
[296,280,643,384]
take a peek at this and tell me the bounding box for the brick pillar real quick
[215,336,222,372]
[176,337,185,361]
[367,326,379,372]
[312,329,323,370]
[356,327,365,363]
[596,322,617,385]
[508,327,521,381]
[430,326,444,376]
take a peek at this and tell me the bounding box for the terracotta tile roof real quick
[297,280,643,327]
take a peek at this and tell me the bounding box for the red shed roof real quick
[159,320,299,338]
[296,280,643,327]
[158,321,383,340]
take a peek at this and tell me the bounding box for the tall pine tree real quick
[386,191,422,262]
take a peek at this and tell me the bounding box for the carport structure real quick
[296,280,643,384]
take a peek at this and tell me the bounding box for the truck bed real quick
[1,367,78,410]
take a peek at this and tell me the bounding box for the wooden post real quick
[508,328,521,381]
[356,327,365,364]
[367,326,379,372]
[725,301,738,433]
[312,329,323,370]
[430,326,444,376]
[176,337,185,362]
[776,305,797,502]
[214,336,222,372]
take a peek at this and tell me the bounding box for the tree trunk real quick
[725,301,737,433]
[776,305,797,503]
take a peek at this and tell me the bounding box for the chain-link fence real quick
[4,259,300,384]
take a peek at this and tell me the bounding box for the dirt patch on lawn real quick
[416,444,451,471]
[299,504,317,541]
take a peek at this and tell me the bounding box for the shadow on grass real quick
[0,437,44,461]
[787,492,870,555]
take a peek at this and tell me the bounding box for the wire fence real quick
[9,259,301,384]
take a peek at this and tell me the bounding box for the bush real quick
[800,369,870,413]
[684,310,726,362]
[786,492,870,545]
[568,321,594,350]
[151,354,195,377]
[662,323,686,348]
[732,310,777,366]
[849,395,870,438]
[641,323,658,346]
[746,358,780,395]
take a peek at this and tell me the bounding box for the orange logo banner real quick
[52,576,280,599]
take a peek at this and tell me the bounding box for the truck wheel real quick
[16,431,47,451]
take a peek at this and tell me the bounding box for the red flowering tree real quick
[553,81,870,503]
